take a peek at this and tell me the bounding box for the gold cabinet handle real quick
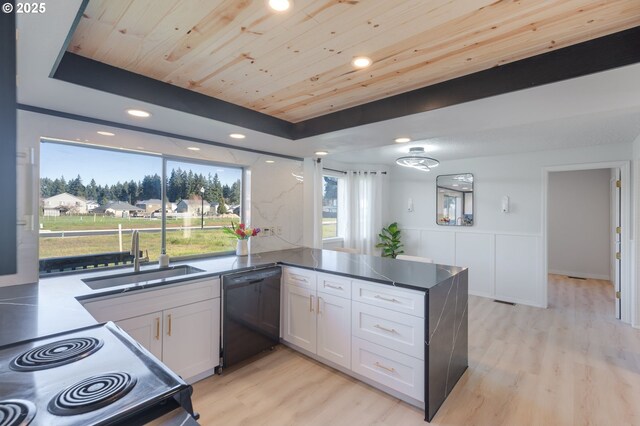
[155,317,160,340]
[309,295,315,312]
[317,296,322,314]
[167,314,172,336]
[374,362,396,373]
[374,294,399,303]
[374,324,396,333]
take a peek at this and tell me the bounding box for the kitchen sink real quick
[83,265,205,290]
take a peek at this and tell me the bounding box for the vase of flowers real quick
[223,222,261,256]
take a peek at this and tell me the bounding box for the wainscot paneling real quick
[495,234,542,306]
[400,228,543,308]
[455,233,494,298]
[420,231,455,266]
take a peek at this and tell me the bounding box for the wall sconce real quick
[501,196,510,213]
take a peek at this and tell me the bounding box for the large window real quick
[322,175,340,239]
[165,159,242,258]
[39,141,243,270]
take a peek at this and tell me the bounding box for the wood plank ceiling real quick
[68,0,640,123]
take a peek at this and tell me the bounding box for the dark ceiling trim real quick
[53,53,294,139]
[293,25,640,139]
[17,103,304,162]
[48,0,88,78]
[51,22,640,140]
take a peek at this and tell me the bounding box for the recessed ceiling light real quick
[268,0,291,12]
[187,147,201,151]
[352,56,372,68]
[265,160,275,163]
[394,137,411,143]
[452,184,459,187]
[315,151,328,156]
[126,109,151,118]
[229,133,246,139]
[97,131,115,136]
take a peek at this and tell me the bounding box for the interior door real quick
[116,312,163,360]
[614,168,621,319]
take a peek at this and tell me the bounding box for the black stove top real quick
[0,322,196,425]
[0,399,36,426]
[10,337,103,372]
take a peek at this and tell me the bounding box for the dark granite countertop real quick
[0,248,464,347]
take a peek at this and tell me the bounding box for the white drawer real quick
[352,337,424,402]
[82,277,220,322]
[317,273,351,299]
[352,301,424,359]
[283,267,316,291]
[352,280,424,317]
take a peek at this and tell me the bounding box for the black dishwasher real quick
[222,267,281,369]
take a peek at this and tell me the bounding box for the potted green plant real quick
[375,222,404,258]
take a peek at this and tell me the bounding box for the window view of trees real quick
[322,176,338,238]
[39,142,243,271]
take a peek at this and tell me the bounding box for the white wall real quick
[0,111,304,287]
[547,169,612,280]
[386,143,633,307]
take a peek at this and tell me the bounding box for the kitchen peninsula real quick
[0,248,468,422]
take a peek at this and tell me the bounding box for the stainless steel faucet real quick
[130,230,148,273]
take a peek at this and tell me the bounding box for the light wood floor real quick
[192,275,640,425]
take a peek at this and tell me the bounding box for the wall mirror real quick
[436,173,474,226]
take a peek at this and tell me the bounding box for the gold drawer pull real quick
[374,294,399,303]
[374,324,396,333]
[167,314,172,336]
[325,283,343,290]
[374,362,396,373]
[155,317,160,340]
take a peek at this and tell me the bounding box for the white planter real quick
[236,239,249,256]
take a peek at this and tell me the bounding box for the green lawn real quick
[40,229,237,261]
[322,219,337,238]
[39,214,240,261]
[39,215,237,231]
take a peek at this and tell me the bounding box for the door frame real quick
[542,161,632,324]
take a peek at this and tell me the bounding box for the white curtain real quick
[343,171,383,255]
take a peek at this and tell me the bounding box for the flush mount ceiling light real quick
[97,131,115,136]
[394,137,411,143]
[229,133,246,139]
[315,151,328,156]
[126,109,151,118]
[268,0,291,12]
[265,160,275,163]
[395,147,439,172]
[351,56,372,69]
[187,147,201,151]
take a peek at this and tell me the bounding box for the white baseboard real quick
[548,269,611,281]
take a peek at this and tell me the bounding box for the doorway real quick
[543,162,630,323]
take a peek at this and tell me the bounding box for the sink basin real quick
[83,265,205,290]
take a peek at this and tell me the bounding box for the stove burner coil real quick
[48,372,136,416]
[10,337,103,371]
[0,400,36,426]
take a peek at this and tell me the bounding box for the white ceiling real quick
[17,1,640,163]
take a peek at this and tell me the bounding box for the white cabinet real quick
[316,292,351,369]
[116,311,163,360]
[283,283,316,353]
[84,277,221,382]
[163,299,220,380]
[282,267,352,369]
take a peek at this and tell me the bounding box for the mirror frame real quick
[436,173,474,226]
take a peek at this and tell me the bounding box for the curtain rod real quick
[323,167,387,175]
